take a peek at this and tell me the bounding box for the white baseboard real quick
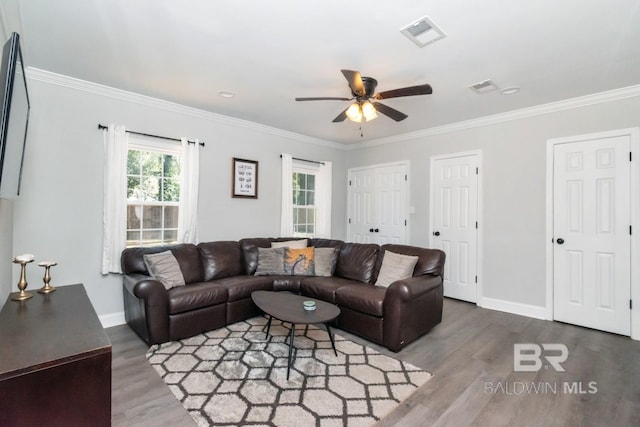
[99,311,126,328]
[478,297,547,320]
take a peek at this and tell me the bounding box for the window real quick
[292,169,317,237]
[126,141,181,247]
[280,154,331,238]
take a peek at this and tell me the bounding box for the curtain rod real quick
[98,124,205,147]
[280,154,325,165]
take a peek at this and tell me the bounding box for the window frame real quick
[126,136,182,247]
[292,162,319,238]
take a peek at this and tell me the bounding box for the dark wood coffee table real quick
[251,291,340,379]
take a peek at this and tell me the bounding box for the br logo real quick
[513,343,569,372]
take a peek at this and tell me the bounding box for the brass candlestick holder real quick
[38,260,57,294]
[12,254,35,301]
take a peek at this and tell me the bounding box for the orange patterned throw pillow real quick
[284,247,315,275]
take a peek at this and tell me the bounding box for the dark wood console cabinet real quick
[0,284,112,426]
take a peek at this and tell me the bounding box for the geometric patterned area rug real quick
[146,316,432,426]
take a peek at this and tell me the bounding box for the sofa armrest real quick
[383,275,443,352]
[123,273,170,345]
[124,273,169,304]
[385,275,442,302]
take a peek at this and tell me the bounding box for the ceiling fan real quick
[295,69,433,123]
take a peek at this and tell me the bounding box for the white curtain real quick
[177,138,200,244]
[316,161,332,238]
[280,153,294,236]
[101,124,128,274]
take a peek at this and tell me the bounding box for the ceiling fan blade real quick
[332,106,349,122]
[295,97,352,101]
[374,84,433,99]
[372,102,408,122]
[341,69,366,96]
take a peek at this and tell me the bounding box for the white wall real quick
[11,72,346,321]
[0,198,13,304]
[346,95,640,310]
[0,0,22,304]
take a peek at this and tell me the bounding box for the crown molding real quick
[25,67,640,151]
[25,67,345,150]
[349,84,640,150]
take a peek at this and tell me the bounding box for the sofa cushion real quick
[211,275,274,302]
[171,244,205,284]
[335,284,386,317]
[122,246,169,275]
[143,251,185,290]
[271,276,303,293]
[301,276,358,303]
[121,243,203,284]
[374,244,446,279]
[121,244,203,282]
[255,247,287,275]
[308,238,344,249]
[168,281,228,314]
[198,241,243,281]
[314,247,339,277]
[284,247,315,275]
[335,243,379,283]
[375,251,419,287]
[239,238,274,275]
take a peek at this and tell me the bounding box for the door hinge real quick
[475,275,478,283]
[475,221,478,229]
[476,167,479,175]
[405,219,407,226]
[630,299,633,310]
[349,180,352,186]
[348,218,351,224]
[630,225,633,235]
[405,174,408,181]
[630,152,632,162]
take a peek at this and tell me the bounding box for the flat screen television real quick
[0,32,30,199]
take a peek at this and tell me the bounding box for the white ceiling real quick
[15,0,640,144]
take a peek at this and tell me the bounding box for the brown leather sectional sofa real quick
[121,237,445,352]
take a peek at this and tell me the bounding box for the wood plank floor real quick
[108,298,640,426]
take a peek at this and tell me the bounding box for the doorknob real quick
[369,228,374,232]
[433,231,440,236]
[556,238,565,245]
[374,228,379,233]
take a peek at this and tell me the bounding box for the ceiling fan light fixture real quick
[346,103,363,122]
[361,101,378,121]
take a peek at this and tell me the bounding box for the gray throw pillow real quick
[255,247,287,275]
[143,250,186,290]
[314,247,339,276]
[375,251,419,288]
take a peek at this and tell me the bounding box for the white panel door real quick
[349,168,375,243]
[431,155,478,302]
[376,165,407,244]
[553,135,631,335]
[348,164,408,244]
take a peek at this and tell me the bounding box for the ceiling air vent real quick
[400,16,446,48]
[469,79,499,94]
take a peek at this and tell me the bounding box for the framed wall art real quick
[232,157,258,198]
